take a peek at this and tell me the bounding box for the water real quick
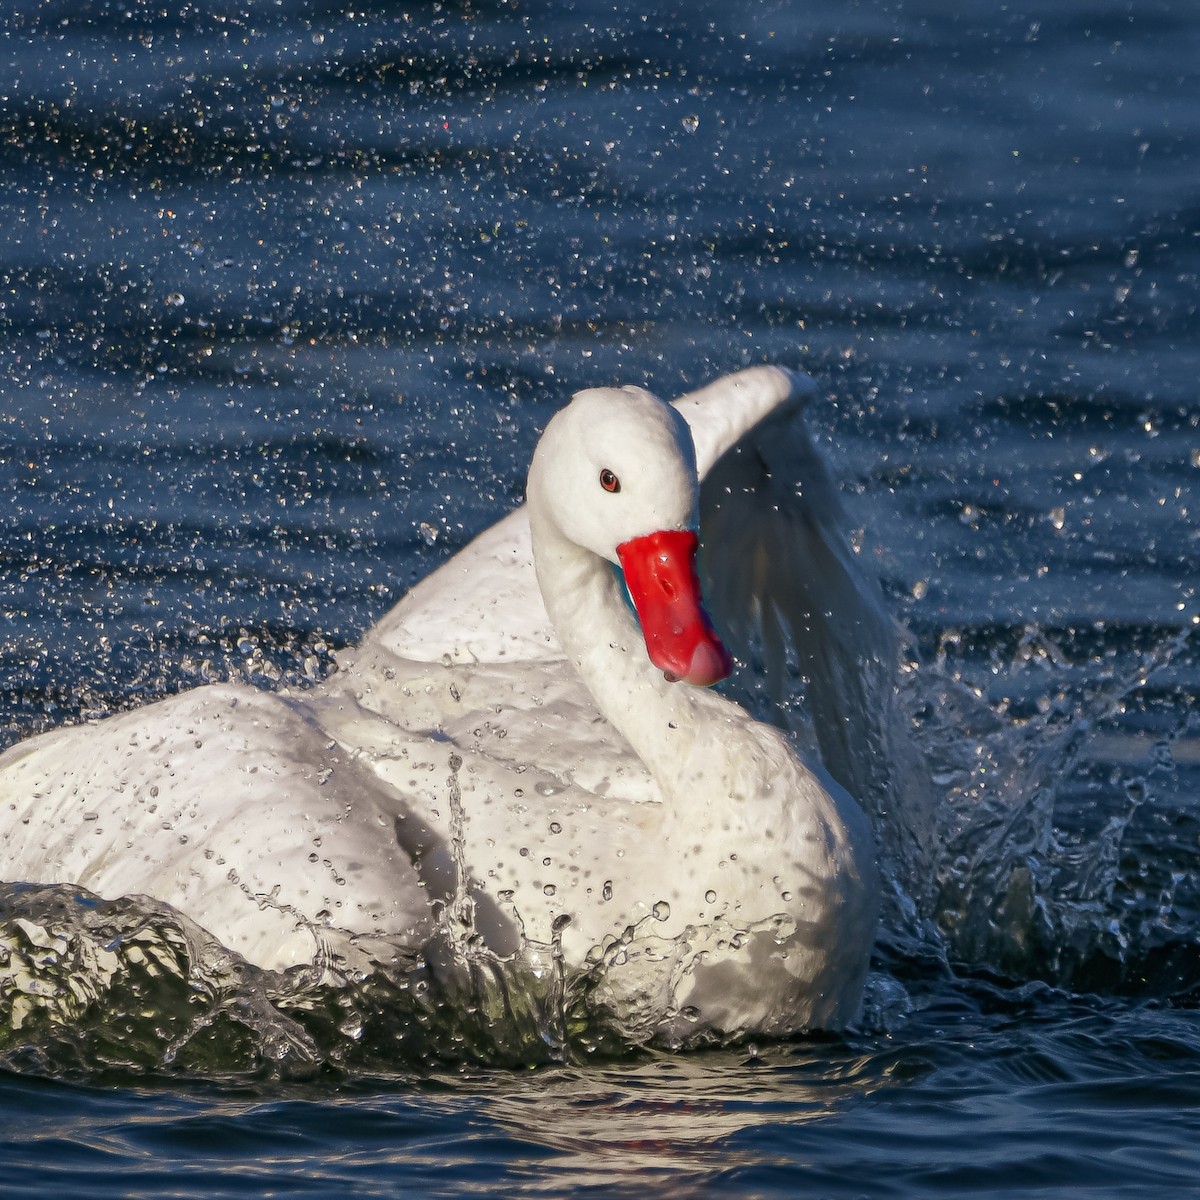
[2,0,1199,1193]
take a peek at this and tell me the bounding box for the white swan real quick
[0,367,888,1040]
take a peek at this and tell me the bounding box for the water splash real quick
[0,883,322,1079]
[0,881,594,1079]
[913,618,1200,996]
[0,882,881,1077]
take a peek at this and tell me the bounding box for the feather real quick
[675,368,935,915]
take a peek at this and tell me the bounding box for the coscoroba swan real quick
[0,367,889,1041]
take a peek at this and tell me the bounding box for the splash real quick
[912,619,1200,997]
[0,880,588,1079]
[0,881,839,1077]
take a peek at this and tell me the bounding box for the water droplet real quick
[601,880,613,901]
[548,821,562,835]
[542,883,556,897]
[652,900,671,922]
[704,889,717,904]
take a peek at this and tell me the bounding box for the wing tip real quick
[673,365,823,478]
[753,364,819,409]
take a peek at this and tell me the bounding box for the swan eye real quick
[599,468,621,494]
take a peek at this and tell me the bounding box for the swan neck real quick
[529,511,696,781]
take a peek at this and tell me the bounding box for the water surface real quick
[1,0,1199,1195]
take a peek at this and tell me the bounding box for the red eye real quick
[599,468,621,493]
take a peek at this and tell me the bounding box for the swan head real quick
[528,386,733,687]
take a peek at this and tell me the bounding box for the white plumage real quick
[0,367,899,1040]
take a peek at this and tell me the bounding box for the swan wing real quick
[358,507,555,666]
[0,682,441,971]
[673,367,908,820]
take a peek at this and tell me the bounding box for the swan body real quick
[0,367,887,1040]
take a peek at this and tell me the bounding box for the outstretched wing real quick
[674,368,932,886]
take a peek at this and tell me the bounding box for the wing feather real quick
[678,369,935,911]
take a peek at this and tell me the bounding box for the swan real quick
[0,367,890,1041]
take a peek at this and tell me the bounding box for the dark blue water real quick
[2,0,1200,1194]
